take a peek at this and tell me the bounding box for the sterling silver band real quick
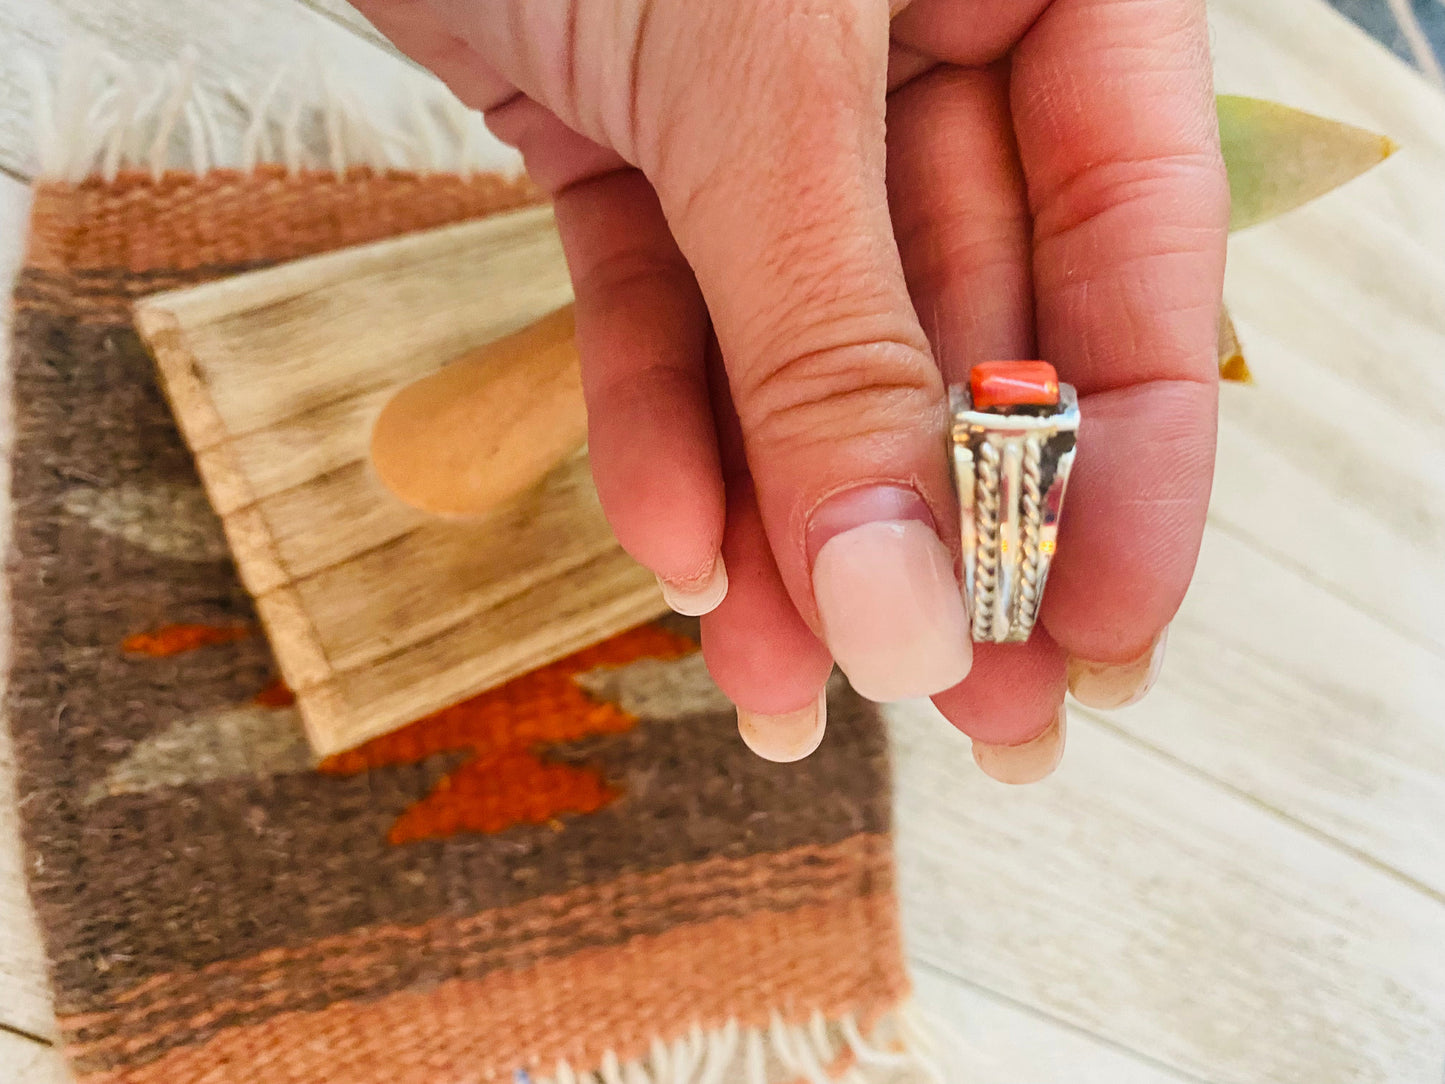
[949,383,1079,644]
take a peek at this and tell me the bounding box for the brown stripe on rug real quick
[61,836,898,1074]
[8,161,916,1081]
[77,898,906,1084]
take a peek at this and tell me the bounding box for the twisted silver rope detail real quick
[1014,438,1045,634]
[972,440,1001,637]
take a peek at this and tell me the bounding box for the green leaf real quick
[1219,95,1396,232]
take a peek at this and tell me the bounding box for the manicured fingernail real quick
[657,555,728,617]
[737,688,827,764]
[972,705,1067,785]
[1067,628,1169,710]
[809,487,972,702]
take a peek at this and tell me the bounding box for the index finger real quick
[1011,0,1229,667]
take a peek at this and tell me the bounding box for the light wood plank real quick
[1117,522,1445,897]
[296,456,604,667]
[134,210,668,755]
[0,1033,69,1084]
[0,0,518,182]
[909,966,1201,1084]
[889,701,1445,1084]
[1212,299,1445,653]
[154,207,569,442]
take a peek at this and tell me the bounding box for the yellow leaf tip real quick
[1219,353,1254,385]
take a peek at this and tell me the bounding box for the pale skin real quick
[354,0,1229,774]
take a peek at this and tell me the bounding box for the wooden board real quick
[908,967,1199,1083]
[890,697,1445,1084]
[133,206,668,756]
[0,1033,68,1084]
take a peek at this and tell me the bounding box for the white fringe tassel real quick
[532,1006,968,1084]
[31,42,524,183]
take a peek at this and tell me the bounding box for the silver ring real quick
[949,363,1080,644]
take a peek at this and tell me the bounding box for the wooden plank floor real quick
[1,0,1444,1081]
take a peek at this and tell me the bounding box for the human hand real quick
[353,0,1229,777]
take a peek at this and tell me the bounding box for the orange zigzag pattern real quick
[319,625,697,843]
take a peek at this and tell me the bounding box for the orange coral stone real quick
[970,361,1060,411]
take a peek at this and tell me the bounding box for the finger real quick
[483,94,629,191]
[884,63,1068,755]
[891,0,1051,67]
[704,485,835,763]
[551,168,727,613]
[466,91,727,611]
[644,0,971,703]
[886,64,1034,383]
[382,0,972,701]
[699,343,835,763]
[1046,385,1210,670]
[932,633,1068,745]
[1011,0,1228,676]
[886,43,934,92]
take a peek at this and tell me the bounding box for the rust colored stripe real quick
[250,679,296,708]
[76,898,908,1084]
[18,168,547,323]
[61,836,897,1070]
[26,168,545,275]
[121,624,251,657]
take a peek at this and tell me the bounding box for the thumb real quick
[360,0,974,701]
[636,0,972,700]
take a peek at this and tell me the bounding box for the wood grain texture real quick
[1149,527,1445,895]
[908,967,1201,1084]
[0,1033,70,1084]
[133,207,668,756]
[890,701,1445,1084]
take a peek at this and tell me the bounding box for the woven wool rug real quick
[5,66,929,1084]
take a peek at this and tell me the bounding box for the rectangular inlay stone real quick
[969,360,1061,411]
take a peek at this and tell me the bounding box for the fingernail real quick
[1067,628,1169,710]
[657,555,729,617]
[737,688,827,764]
[972,705,1067,785]
[809,487,972,702]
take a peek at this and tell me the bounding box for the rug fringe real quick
[533,1006,968,1084]
[29,41,524,183]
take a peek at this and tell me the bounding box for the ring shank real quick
[949,384,1079,644]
